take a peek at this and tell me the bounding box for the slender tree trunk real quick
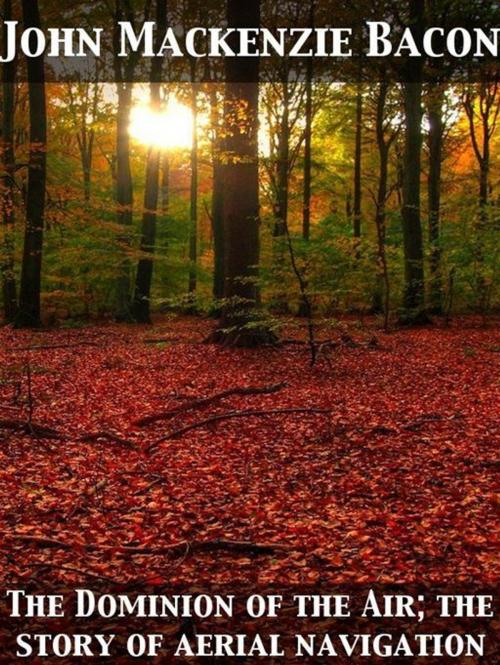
[353,82,363,244]
[472,156,489,302]
[427,86,444,314]
[298,56,313,318]
[210,0,274,346]
[160,153,169,215]
[475,101,491,306]
[1,0,17,322]
[462,82,498,303]
[114,82,134,321]
[302,4,314,242]
[401,80,426,322]
[76,126,91,203]
[212,156,225,301]
[16,0,47,328]
[83,162,91,202]
[374,150,390,331]
[208,86,225,302]
[132,143,160,323]
[272,80,290,312]
[400,0,427,324]
[373,79,391,331]
[81,138,93,203]
[479,121,489,217]
[188,81,198,298]
[274,82,289,239]
[302,82,312,240]
[132,90,161,323]
[132,0,166,324]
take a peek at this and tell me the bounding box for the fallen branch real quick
[143,337,182,345]
[133,476,163,496]
[29,562,122,584]
[9,342,100,352]
[135,382,287,427]
[116,540,290,557]
[5,533,290,558]
[281,338,339,349]
[5,534,73,549]
[281,334,363,350]
[402,413,464,432]
[146,407,330,453]
[80,430,140,450]
[0,419,66,440]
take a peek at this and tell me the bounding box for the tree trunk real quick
[302,78,312,241]
[373,81,391,331]
[462,82,498,303]
[83,161,91,202]
[1,0,17,322]
[210,0,274,346]
[353,82,363,244]
[160,153,169,216]
[132,145,160,323]
[302,3,314,242]
[132,0,166,324]
[16,0,47,328]
[272,80,290,312]
[479,106,490,217]
[208,86,225,302]
[400,0,427,324]
[114,82,134,321]
[80,135,94,203]
[475,95,491,307]
[188,80,198,298]
[427,86,444,314]
[212,156,225,301]
[132,93,161,323]
[274,82,289,239]
[298,53,313,318]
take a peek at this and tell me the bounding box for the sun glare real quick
[129,99,193,150]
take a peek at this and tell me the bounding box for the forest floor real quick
[0,316,498,589]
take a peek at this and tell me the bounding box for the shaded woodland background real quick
[0,0,498,337]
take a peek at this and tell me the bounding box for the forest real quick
[0,0,497,332]
[0,1,498,659]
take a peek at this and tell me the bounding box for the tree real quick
[400,0,428,324]
[298,4,314,319]
[112,0,148,322]
[210,0,275,346]
[188,75,198,299]
[352,81,363,245]
[65,78,101,203]
[16,0,47,328]
[211,155,225,301]
[262,75,310,311]
[302,1,314,243]
[273,80,290,241]
[426,85,445,314]
[370,75,399,330]
[132,0,167,324]
[208,85,225,301]
[1,0,17,322]
[462,79,499,298]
